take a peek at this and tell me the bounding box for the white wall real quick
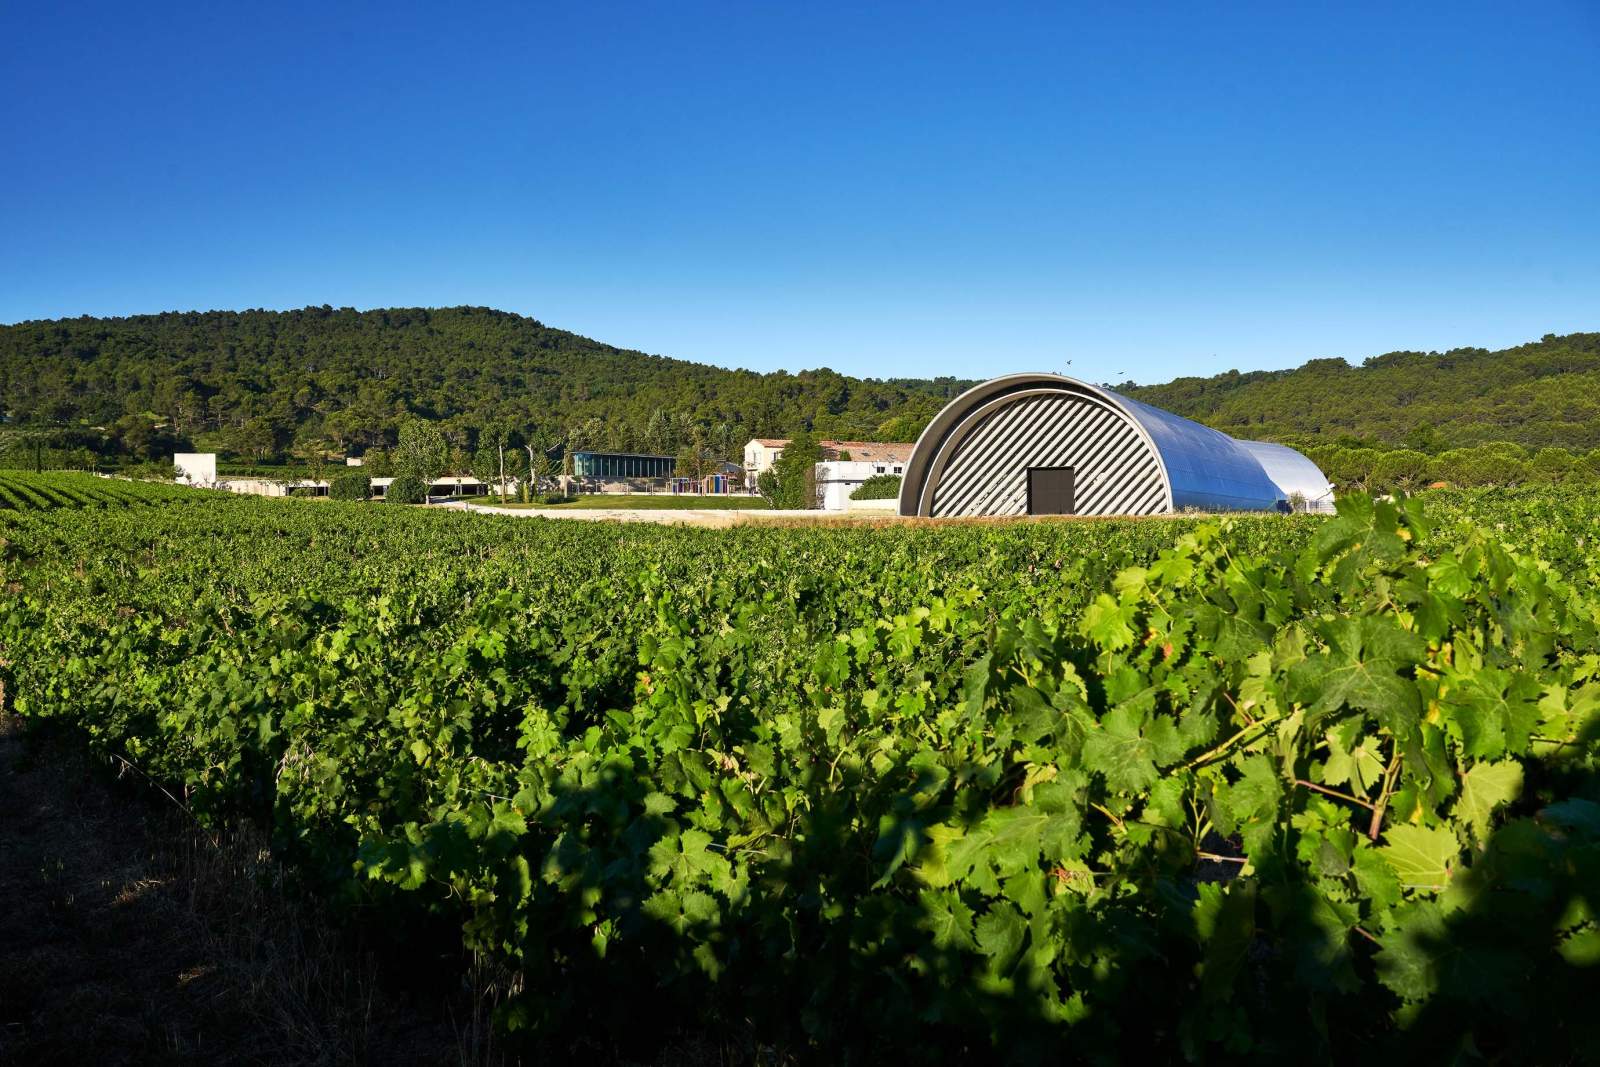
[816,460,893,511]
[174,452,217,485]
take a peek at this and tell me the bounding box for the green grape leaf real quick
[920,888,976,951]
[1455,760,1522,841]
[1351,842,1402,911]
[975,902,1027,970]
[1212,755,1283,855]
[1379,824,1460,891]
[1193,881,1256,1004]
[1375,901,1447,1001]
[1082,704,1159,793]
[1288,616,1424,731]
[1080,593,1136,650]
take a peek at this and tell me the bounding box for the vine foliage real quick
[1,489,1597,1060]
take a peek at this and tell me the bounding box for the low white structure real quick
[370,476,492,498]
[816,460,903,511]
[212,474,496,500]
[174,452,217,486]
[218,477,322,498]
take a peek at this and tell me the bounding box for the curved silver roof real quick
[1236,440,1336,512]
[1109,391,1287,511]
[899,373,1333,517]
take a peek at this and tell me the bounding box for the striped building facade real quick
[898,374,1334,518]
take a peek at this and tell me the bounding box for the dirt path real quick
[448,501,850,526]
[0,715,490,1065]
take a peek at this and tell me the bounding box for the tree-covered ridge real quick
[1123,332,1600,451]
[5,308,1598,486]
[0,305,971,459]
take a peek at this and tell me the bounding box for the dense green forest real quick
[1123,332,1600,451]
[2,307,1597,488]
[1121,332,1600,492]
[0,306,968,467]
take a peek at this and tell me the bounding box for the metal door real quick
[1027,467,1076,515]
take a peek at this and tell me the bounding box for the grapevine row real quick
[1,485,1596,1059]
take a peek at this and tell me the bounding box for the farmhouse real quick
[898,374,1334,517]
[743,438,914,480]
[743,439,790,480]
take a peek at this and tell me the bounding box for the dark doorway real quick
[1027,467,1076,515]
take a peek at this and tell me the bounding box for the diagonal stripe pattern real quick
[931,392,1167,517]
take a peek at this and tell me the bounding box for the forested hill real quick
[2,307,1596,464]
[0,306,970,458]
[1122,332,1600,451]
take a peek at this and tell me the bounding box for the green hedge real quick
[850,473,902,500]
[384,474,426,504]
[330,471,371,501]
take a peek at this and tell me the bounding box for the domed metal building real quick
[897,374,1334,518]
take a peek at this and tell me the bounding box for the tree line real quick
[1123,332,1600,450]
[3,307,1596,491]
[0,306,965,470]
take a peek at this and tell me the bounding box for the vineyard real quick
[0,470,208,510]
[1,485,1597,1060]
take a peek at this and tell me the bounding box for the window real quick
[893,465,903,474]
[875,465,885,473]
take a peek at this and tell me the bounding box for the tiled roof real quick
[747,438,916,462]
[821,440,915,462]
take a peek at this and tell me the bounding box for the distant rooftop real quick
[569,450,675,460]
[748,437,914,462]
[820,440,914,463]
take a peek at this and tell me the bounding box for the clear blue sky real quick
[3,1,1597,384]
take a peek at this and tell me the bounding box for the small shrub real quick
[329,471,371,501]
[385,474,427,504]
[288,486,319,498]
[850,473,902,501]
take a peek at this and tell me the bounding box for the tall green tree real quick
[769,431,822,509]
[395,419,448,483]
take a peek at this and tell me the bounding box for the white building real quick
[744,438,914,484]
[174,452,217,486]
[897,374,1335,517]
[828,440,913,474]
[743,438,790,480]
[815,460,908,511]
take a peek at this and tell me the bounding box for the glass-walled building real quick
[570,451,676,479]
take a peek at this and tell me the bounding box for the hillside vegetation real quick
[1124,332,1600,452]
[3,309,1598,490]
[0,306,968,464]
